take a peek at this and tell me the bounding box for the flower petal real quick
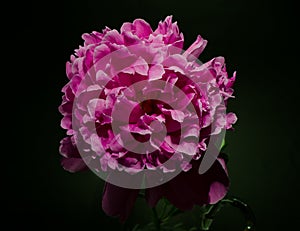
[61,157,87,172]
[133,19,153,38]
[59,136,80,158]
[102,183,139,222]
[163,157,229,210]
[145,185,165,207]
[183,35,207,61]
[225,112,237,129]
[149,64,165,81]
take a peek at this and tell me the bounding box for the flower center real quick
[140,99,155,114]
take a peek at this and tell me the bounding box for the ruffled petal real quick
[121,19,153,39]
[133,19,153,38]
[225,112,237,129]
[183,35,207,61]
[59,136,80,158]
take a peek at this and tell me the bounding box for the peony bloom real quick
[59,16,237,222]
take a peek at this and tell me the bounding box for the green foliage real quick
[129,198,201,231]
[220,138,226,151]
[130,223,198,231]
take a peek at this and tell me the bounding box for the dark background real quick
[3,0,299,230]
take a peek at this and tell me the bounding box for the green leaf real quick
[131,224,140,231]
[220,138,225,150]
[188,227,198,231]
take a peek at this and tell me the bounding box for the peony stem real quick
[200,203,224,230]
[221,197,256,231]
[152,206,161,231]
[139,193,255,231]
[199,196,256,231]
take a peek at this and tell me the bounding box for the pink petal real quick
[66,61,73,79]
[60,115,72,130]
[176,141,198,155]
[123,31,140,45]
[133,57,149,76]
[102,29,124,45]
[120,22,132,33]
[163,54,187,74]
[161,108,185,122]
[183,35,207,61]
[82,31,102,45]
[87,99,106,119]
[149,64,165,81]
[226,112,237,129]
[59,136,80,158]
[90,133,105,154]
[133,19,153,38]
[209,181,227,204]
[93,44,111,63]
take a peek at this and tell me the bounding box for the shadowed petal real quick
[59,136,80,158]
[145,185,165,207]
[61,157,87,172]
[102,183,139,222]
[145,157,229,210]
[209,181,227,204]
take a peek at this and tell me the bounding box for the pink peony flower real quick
[59,16,237,222]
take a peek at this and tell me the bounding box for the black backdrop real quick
[3,0,299,230]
